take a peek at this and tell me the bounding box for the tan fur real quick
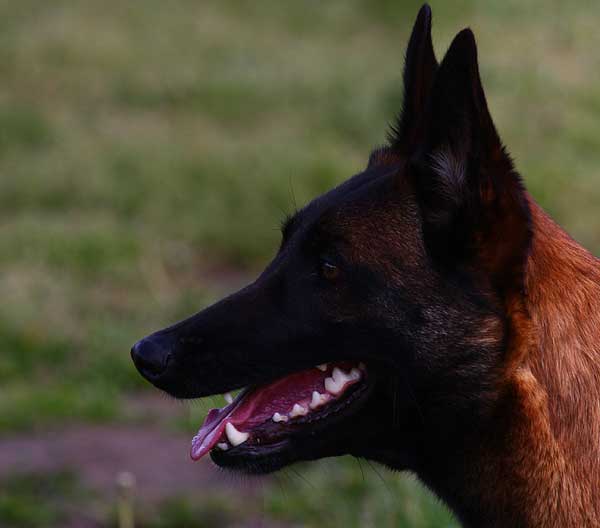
[466,196,600,526]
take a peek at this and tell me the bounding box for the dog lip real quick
[210,437,292,473]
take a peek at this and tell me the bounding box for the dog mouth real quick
[190,361,369,466]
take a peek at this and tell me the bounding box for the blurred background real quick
[2,0,600,526]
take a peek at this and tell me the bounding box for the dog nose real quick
[131,337,171,379]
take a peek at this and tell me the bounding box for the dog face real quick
[131,5,531,475]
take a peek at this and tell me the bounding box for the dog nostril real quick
[131,338,171,378]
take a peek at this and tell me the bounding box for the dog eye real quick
[320,260,340,281]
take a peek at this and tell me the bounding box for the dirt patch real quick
[0,425,266,502]
[0,423,295,527]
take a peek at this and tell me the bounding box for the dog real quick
[131,5,600,526]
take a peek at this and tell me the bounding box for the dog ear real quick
[388,4,438,153]
[412,29,531,294]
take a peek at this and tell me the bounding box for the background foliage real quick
[2,0,599,526]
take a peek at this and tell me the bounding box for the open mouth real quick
[190,361,368,465]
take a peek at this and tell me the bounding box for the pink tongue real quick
[190,403,238,461]
[190,366,335,461]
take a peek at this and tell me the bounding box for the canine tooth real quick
[273,412,288,423]
[290,403,308,418]
[310,391,329,409]
[216,442,229,451]
[224,392,233,404]
[350,368,361,380]
[316,364,328,371]
[225,422,249,446]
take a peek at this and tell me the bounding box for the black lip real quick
[209,372,374,474]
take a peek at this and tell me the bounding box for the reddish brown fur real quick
[449,197,600,526]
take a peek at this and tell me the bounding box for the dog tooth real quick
[332,367,354,385]
[332,367,344,382]
[273,412,288,423]
[324,376,344,395]
[216,442,229,451]
[225,422,249,446]
[310,391,329,409]
[335,367,354,384]
[316,364,328,371]
[310,391,321,408]
[349,368,361,380]
[224,392,233,404]
[290,403,308,418]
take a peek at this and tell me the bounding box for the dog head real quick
[132,4,531,475]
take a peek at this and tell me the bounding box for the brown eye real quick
[320,260,339,281]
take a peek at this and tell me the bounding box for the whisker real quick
[288,174,298,212]
[356,457,366,483]
[366,459,393,498]
[289,466,316,490]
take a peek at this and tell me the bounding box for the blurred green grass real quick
[0,464,454,528]
[0,472,82,528]
[2,0,600,526]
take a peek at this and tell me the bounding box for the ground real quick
[2,0,600,526]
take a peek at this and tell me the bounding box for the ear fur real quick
[388,4,438,153]
[410,28,531,294]
[420,29,503,170]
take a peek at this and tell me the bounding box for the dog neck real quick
[518,199,600,523]
[525,199,600,463]
[428,197,600,527]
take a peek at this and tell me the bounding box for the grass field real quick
[2,0,600,526]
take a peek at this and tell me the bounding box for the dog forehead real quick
[294,163,401,233]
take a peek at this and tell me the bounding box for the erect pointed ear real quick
[419,28,502,169]
[412,29,531,294]
[388,4,438,153]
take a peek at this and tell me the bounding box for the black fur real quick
[388,4,438,152]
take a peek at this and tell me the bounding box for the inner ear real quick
[411,29,531,295]
[388,4,438,153]
[423,29,502,166]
